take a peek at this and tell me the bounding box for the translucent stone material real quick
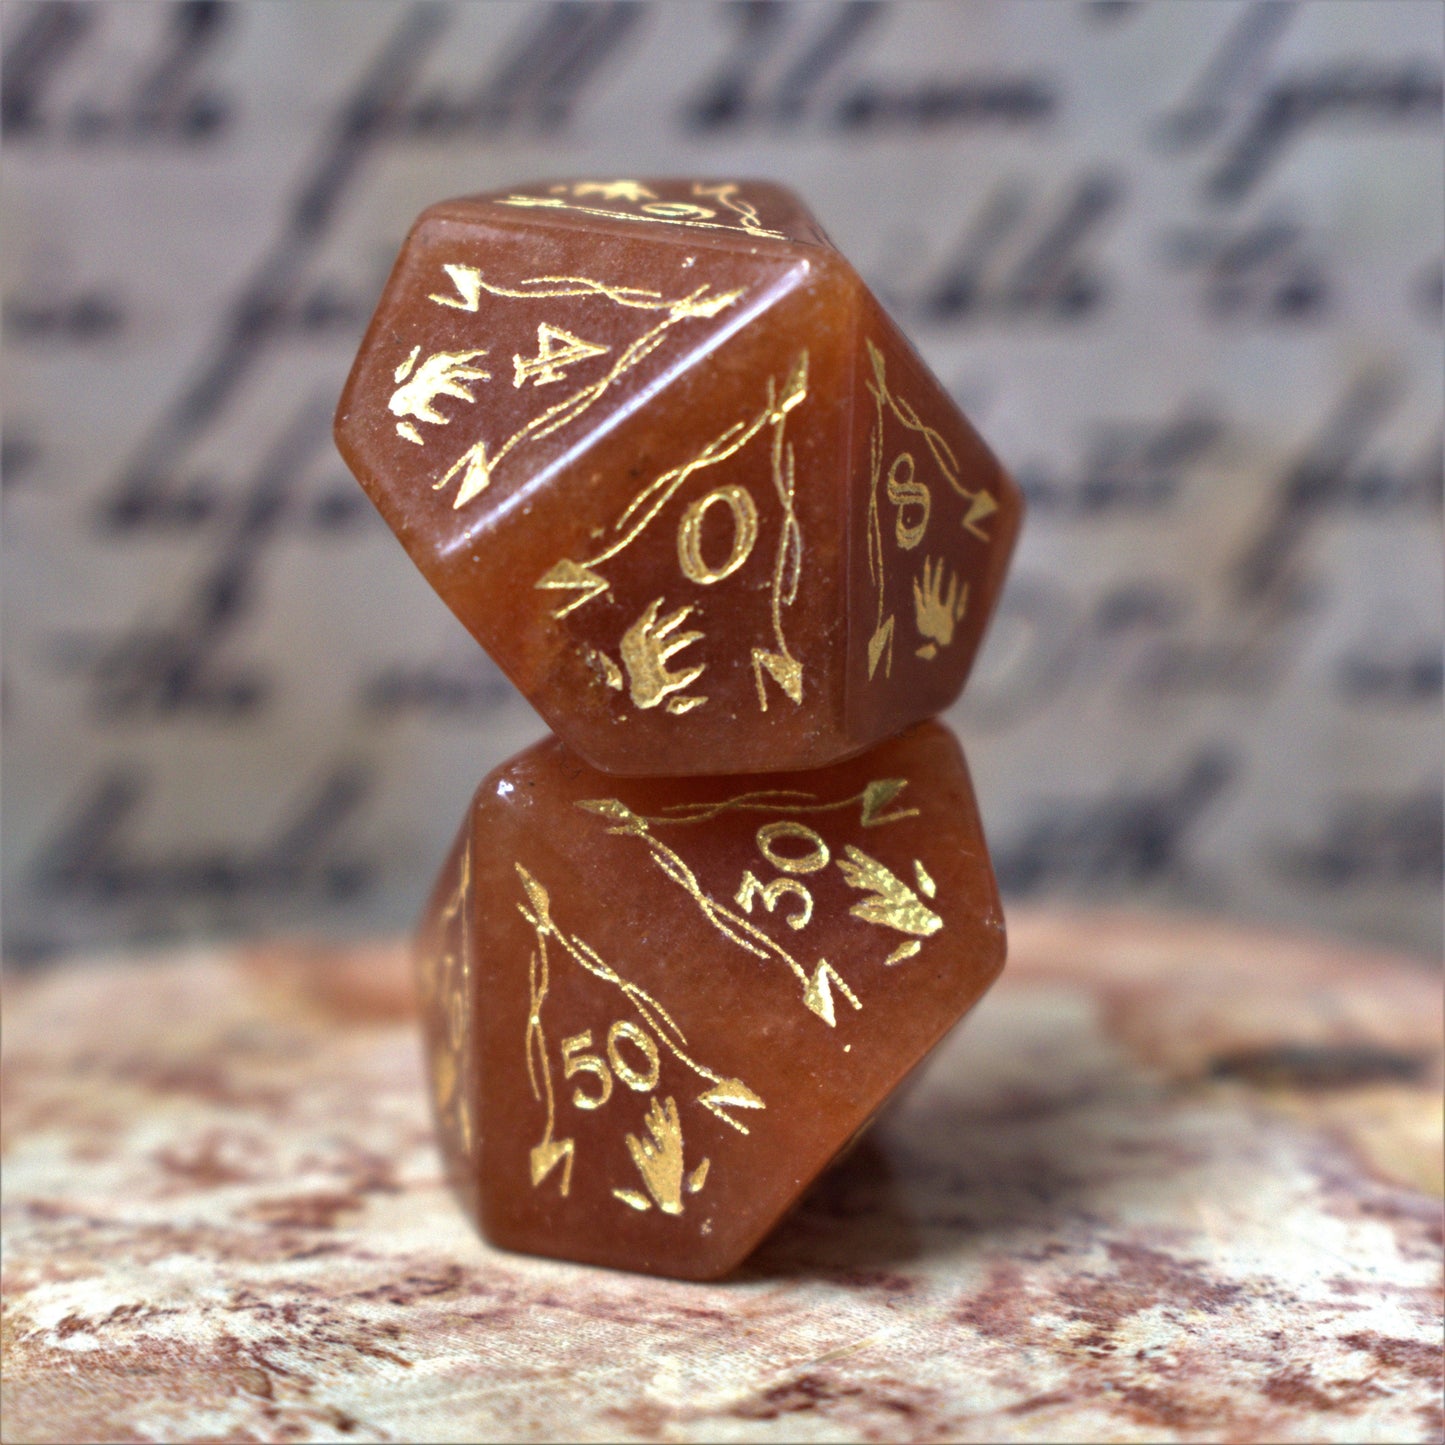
[336,178,1023,775]
[415,719,1004,1280]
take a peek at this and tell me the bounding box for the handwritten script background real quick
[3,0,1441,966]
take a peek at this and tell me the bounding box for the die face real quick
[845,295,1025,745]
[417,721,1005,1280]
[337,185,867,774]
[415,822,481,1222]
[485,176,839,251]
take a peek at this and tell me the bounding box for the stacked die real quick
[336,179,1023,1280]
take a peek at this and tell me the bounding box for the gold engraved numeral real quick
[578,801,861,1028]
[677,484,758,584]
[863,338,998,679]
[430,267,744,509]
[561,1031,612,1110]
[538,354,808,717]
[886,452,930,549]
[756,820,831,875]
[513,323,608,388]
[608,1020,661,1092]
[517,866,765,1134]
[735,872,813,931]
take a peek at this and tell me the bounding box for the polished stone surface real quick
[335,179,1022,774]
[417,721,1004,1279]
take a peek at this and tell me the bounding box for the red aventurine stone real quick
[336,178,1023,775]
[415,719,1005,1280]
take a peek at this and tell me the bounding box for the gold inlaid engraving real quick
[513,323,608,388]
[389,346,491,444]
[619,599,707,714]
[602,777,943,975]
[577,799,862,1028]
[913,557,969,660]
[837,846,943,938]
[499,180,787,240]
[520,867,574,1195]
[676,485,759,584]
[421,837,475,1157]
[537,355,808,718]
[863,339,998,677]
[517,865,765,1136]
[612,1096,709,1215]
[421,267,743,509]
[640,776,920,830]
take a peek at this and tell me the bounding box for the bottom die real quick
[416,720,1005,1280]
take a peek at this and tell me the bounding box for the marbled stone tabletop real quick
[3,913,1440,1444]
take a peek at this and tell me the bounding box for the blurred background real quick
[2,0,1440,967]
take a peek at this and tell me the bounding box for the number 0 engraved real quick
[677,484,759,584]
[756,821,831,875]
[608,1021,661,1092]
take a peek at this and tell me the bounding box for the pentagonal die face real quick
[415,721,1005,1280]
[337,179,865,776]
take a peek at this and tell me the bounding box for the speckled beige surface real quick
[3,913,1441,1444]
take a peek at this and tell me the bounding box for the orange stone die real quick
[415,720,1004,1280]
[336,178,1023,775]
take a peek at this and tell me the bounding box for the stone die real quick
[336,178,1022,776]
[415,719,1005,1280]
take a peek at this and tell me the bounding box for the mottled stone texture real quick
[335,178,1022,775]
[416,721,1003,1279]
[4,918,1440,1443]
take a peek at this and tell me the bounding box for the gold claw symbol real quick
[388,346,491,429]
[912,557,968,660]
[625,1096,687,1215]
[620,598,707,714]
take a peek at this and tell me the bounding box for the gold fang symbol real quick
[513,323,608,388]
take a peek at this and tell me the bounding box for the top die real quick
[336,178,1023,775]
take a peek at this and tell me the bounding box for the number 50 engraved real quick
[560,1020,662,1110]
